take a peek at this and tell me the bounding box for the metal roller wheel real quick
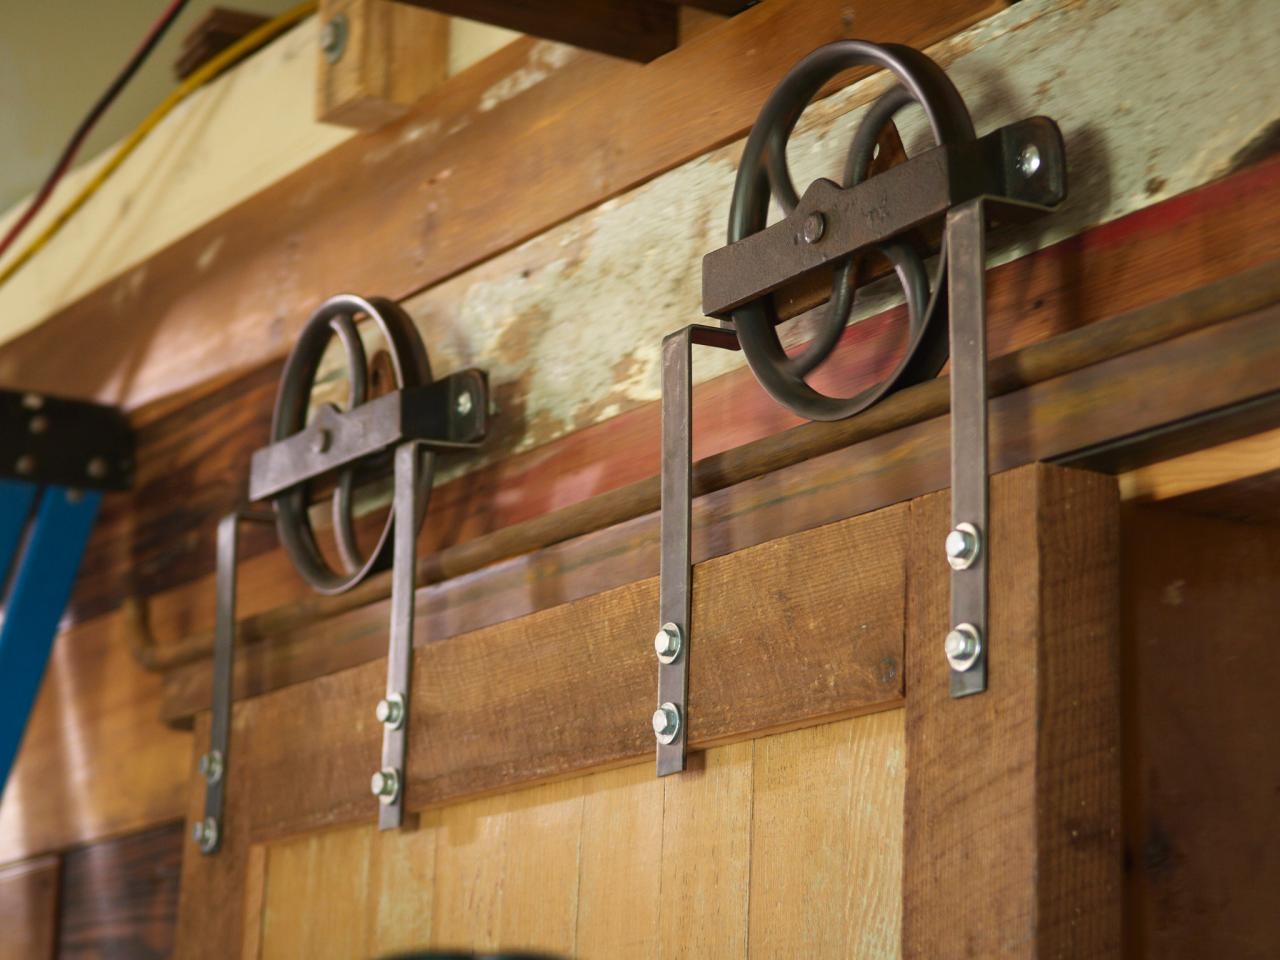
[728,40,977,422]
[270,294,434,595]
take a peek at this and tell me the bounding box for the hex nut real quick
[375,693,405,730]
[945,522,981,571]
[652,702,681,745]
[198,749,224,784]
[944,623,982,671]
[191,816,219,854]
[371,767,401,805]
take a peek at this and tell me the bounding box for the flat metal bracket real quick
[656,324,740,776]
[0,389,134,490]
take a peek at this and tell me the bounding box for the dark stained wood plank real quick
[394,0,679,62]
[0,0,1004,415]
[903,464,1122,958]
[157,272,1280,722]
[65,155,1280,636]
[1121,507,1280,960]
[57,823,184,960]
[0,856,59,960]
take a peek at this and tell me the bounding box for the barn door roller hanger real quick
[195,295,489,853]
[655,40,1067,775]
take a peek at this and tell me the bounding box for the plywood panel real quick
[0,856,58,960]
[256,713,904,959]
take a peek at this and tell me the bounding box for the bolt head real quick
[1018,143,1042,178]
[15,454,35,476]
[371,767,401,804]
[321,14,347,63]
[944,623,982,671]
[802,212,826,244]
[652,702,681,745]
[945,522,981,570]
[456,389,474,417]
[87,457,108,480]
[375,693,405,729]
[191,816,219,853]
[21,393,44,411]
[198,750,224,784]
[28,414,47,435]
[654,623,682,663]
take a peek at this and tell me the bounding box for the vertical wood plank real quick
[367,814,438,953]
[0,856,59,960]
[1122,506,1280,960]
[658,740,753,959]
[903,464,1121,959]
[748,712,905,959]
[575,762,663,958]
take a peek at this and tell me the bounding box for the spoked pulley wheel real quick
[727,40,977,422]
[270,294,434,595]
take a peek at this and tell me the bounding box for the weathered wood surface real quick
[317,0,450,130]
[904,465,1122,958]
[157,264,1280,722]
[0,0,1004,413]
[57,822,184,960]
[0,612,191,865]
[1121,507,1280,960]
[221,711,904,958]
[73,154,1280,650]
[0,855,59,960]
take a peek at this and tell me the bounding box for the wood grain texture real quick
[157,267,1280,724]
[1121,507,1280,960]
[248,712,903,959]
[318,0,450,129]
[57,822,185,960]
[0,611,191,865]
[903,464,1122,959]
[0,856,59,960]
[0,0,1002,414]
[395,0,679,62]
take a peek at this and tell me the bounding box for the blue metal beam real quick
[0,484,101,799]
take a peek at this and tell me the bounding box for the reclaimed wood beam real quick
[392,0,679,62]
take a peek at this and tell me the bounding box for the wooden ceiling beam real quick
[391,0,680,61]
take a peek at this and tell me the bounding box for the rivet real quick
[945,522,981,571]
[1018,143,1041,178]
[654,622,682,664]
[87,457,108,480]
[28,414,48,435]
[21,393,44,411]
[456,389,473,417]
[652,702,681,745]
[802,211,826,244]
[15,454,35,476]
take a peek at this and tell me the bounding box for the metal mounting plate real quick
[0,390,134,490]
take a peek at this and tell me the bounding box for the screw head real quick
[455,389,474,417]
[944,623,982,671]
[945,522,981,571]
[15,454,35,476]
[654,623,682,664]
[191,816,219,853]
[802,212,826,244]
[371,767,401,805]
[652,702,681,745]
[321,14,347,63]
[21,393,44,411]
[198,749,224,784]
[28,414,48,435]
[87,457,108,480]
[375,693,405,730]
[1018,143,1041,178]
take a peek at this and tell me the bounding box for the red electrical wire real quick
[0,0,192,263]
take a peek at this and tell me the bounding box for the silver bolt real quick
[652,702,681,745]
[15,454,35,476]
[21,393,44,411]
[87,457,108,480]
[191,816,219,853]
[944,623,982,671]
[198,750,224,784]
[371,767,401,805]
[802,212,826,244]
[28,414,48,435]
[456,389,473,417]
[654,622,682,664]
[1018,143,1041,178]
[375,692,405,730]
[310,428,331,455]
[945,521,981,571]
[321,14,347,64]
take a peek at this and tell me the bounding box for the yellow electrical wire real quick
[0,0,318,289]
